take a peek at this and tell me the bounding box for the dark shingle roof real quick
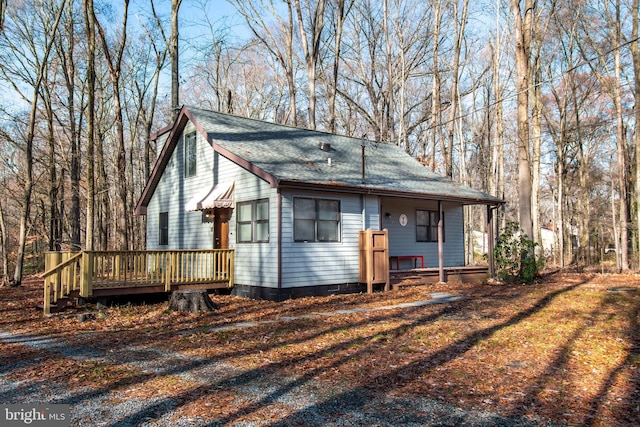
[188,107,502,205]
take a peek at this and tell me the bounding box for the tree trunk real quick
[613,0,628,270]
[171,0,181,118]
[95,0,129,251]
[328,0,349,133]
[511,0,534,246]
[429,0,442,171]
[168,290,218,313]
[60,0,80,251]
[85,0,96,251]
[446,0,469,179]
[0,198,8,286]
[632,0,640,264]
[293,0,325,130]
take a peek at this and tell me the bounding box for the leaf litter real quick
[0,272,639,426]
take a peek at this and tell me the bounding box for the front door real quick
[214,208,231,249]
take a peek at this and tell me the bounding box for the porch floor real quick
[390,265,489,290]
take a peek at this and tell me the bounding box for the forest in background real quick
[0,0,639,285]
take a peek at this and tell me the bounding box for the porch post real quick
[438,201,445,282]
[487,205,495,277]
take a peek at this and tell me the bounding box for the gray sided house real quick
[135,106,503,300]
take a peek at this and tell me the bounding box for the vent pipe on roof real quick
[318,142,331,152]
[361,145,365,184]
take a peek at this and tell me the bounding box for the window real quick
[294,197,340,242]
[159,212,169,246]
[416,209,443,242]
[237,199,269,243]
[184,132,197,177]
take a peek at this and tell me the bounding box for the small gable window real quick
[294,197,340,242]
[159,212,169,246]
[184,132,197,177]
[416,209,443,242]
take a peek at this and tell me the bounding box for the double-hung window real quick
[159,212,169,246]
[184,132,197,177]
[237,199,269,243]
[416,210,443,242]
[294,197,340,242]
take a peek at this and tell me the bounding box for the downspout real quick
[438,200,445,282]
[278,191,282,290]
[361,194,366,230]
[487,205,496,278]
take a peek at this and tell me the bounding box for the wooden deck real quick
[40,250,234,315]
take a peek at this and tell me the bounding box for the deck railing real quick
[41,249,234,315]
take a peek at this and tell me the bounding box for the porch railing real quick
[41,249,234,315]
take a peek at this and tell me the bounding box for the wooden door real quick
[214,208,230,249]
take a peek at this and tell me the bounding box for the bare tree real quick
[445,0,469,178]
[576,0,629,270]
[429,0,443,170]
[325,0,352,133]
[140,0,169,180]
[293,0,326,130]
[510,0,534,250]
[530,2,555,254]
[171,0,182,118]
[95,0,131,250]
[229,0,298,125]
[0,197,8,286]
[0,0,66,286]
[56,0,82,250]
[84,0,96,251]
[632,0,640,264]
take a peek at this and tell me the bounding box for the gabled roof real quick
[135,106,503,215]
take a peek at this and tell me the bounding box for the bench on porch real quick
[389,255,424,270]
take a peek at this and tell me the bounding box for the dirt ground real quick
[1,271,639,426]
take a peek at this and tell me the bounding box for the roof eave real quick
[135,107,193,215]
[276,180,505,205]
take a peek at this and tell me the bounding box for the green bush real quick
[493,221,544,284]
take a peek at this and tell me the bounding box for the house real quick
[135,106,503,300]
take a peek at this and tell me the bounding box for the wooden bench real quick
[389,255,424,270]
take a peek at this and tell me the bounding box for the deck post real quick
[383,229,390,291]
[61,252,70,296]
[366,230,373,293]
[80,251,94,297]
[115,253,121,283]
[438,201,445,283]
[43,278,51,316]
[487,205,495,277]
[52,252,61,303]
[228,250,235,287]
[164,252,172,292]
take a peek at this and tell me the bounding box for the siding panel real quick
[146,122,279,288]
[280,191,377,288]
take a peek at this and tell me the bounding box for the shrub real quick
[493,221,544,284]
